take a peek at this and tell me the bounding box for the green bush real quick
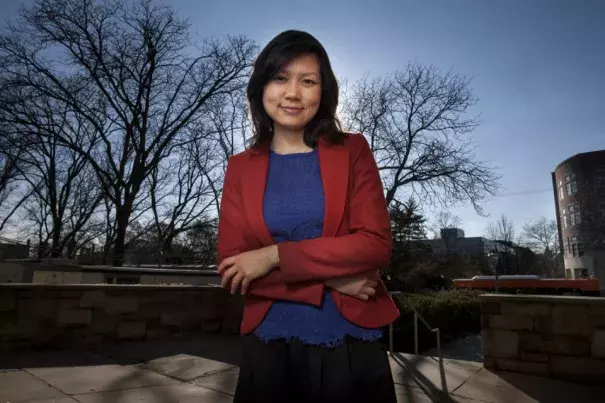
[385,290,482,353]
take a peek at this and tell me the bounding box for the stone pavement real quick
[1,335,603,403]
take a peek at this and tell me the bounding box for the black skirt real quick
[234,334,397,403]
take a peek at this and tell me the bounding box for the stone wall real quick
[480,294,605,383]
[0,284,243,352]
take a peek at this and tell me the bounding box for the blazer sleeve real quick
[216,155,324,306]
[277,135,392,283]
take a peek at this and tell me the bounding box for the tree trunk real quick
[112,208,131,266]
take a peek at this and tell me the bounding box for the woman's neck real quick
[271,128,313,154]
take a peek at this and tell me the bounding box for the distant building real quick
[423,228,507,256]
[421,228,546,277]
[552,150,605,286]
[0,237,30,260]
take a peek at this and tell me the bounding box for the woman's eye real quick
[272,76,286,82]
[302,79,316,85]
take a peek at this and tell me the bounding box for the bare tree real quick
[3,95,104,257]
[522,217,558,253]
[485,214,516,247]
[0,0,256,265]
[341,63,500,213]
[0,126,31,234]
[147,136,217,264]
[430,210,462,239]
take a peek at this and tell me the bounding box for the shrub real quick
[385,289,482,353]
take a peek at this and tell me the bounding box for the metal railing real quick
[388,291,442,360]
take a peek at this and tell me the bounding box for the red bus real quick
[453,275,600,296]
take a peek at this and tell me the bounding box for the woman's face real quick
[262,53,322,134]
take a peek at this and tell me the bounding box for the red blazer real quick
[217,132,400,335]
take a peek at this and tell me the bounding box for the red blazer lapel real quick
[318,138,350,237]
[240,146,275,246]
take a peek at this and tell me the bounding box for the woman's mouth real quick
[281,106,304,115]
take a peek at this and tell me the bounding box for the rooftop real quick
[1,335,603,403]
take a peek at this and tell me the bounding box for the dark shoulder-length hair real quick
[247,30,345,149]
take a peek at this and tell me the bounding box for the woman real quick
[217,30,400,403]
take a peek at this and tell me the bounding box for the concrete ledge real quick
[480,293,605,384]
[480,293,604,304]
[0,283,221,290]
[0,284,242,352]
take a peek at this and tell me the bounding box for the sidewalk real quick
[1,335,602,402]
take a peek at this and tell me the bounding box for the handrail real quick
[388,291,441,361]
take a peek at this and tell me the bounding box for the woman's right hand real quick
[325,275,378,301]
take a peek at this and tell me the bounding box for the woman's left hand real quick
[218,246,279,295]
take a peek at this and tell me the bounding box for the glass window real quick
[571,235,584,257]
[565,172,577,196]
[563,237,570,255]
[568,203,581,226]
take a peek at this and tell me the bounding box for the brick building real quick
[552,150,605,288]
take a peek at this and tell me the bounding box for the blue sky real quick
[4,0,605,237]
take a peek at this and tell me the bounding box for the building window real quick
[558,181,564,200]
[568,203,581,226]
[563,237,570,255]
[570,235,584,257]
[596,167,605,189]
[565,269,572,279]
[560,208,567,229]
[565,173,577,196]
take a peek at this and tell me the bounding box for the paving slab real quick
[192,368,239,396]
[394,383,488,403]
[389,353,483,393]
[0,370,71,403]
[13,397,80,403]
[72,383,234,403]
[452,368,605,403]
[99,335,242,367]
[142,353,236,381]
[27,363,177,395]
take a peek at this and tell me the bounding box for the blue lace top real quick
[252,148,383,347]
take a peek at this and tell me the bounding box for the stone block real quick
[589,314,605,330]
[591,330,605,359]
[553,305,590,336]
[0,295,15,312]
[481,302,501,314]
[483,355,496,369]
[501,302,550,316]
[58,299,79,309]
[495,358,549,376]
[117,321,146,340]
[57,309,91,326]
[482,329,519,358]
[481,315,491,329]
[105,296,138,314]
[533,316,553,333]
[222,318,242,335]
[56,290,82,298]
[75,334,104,350]
[160,312,183,327]
[18,298,58,319]
[199,303,221,320]
[90,314,116,334]
[521,352,548,362]
[79,290,105,308]
[146,328,171,339]
[200,319,221,334]
[521,332,590,356]
[550,355,605,383]
[490,315,534,331]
